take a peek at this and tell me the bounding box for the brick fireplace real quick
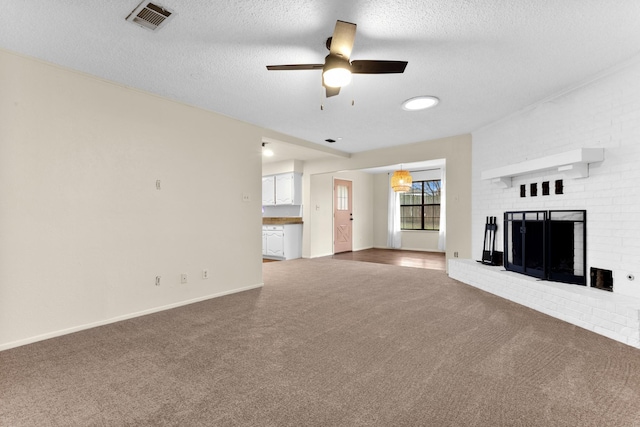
[465,59,640,347]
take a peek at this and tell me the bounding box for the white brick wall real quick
[472,58,640,299]
[449,259,640,348]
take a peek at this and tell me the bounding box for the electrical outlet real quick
[180,273,188,284]
[242,193,251,202]
[155,276,161,286]
[202,269,209,279]
[454,251,459,258]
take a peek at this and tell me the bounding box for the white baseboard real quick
[309,252,334,258]
[0,283,264,352]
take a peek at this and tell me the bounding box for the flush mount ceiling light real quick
[391,167,413,193]
[402,96,440,111]
[262,142,274,157]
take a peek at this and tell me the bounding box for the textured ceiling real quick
[2,1,640,155]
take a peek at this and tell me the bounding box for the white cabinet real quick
[262,224,302,260]
[261,176,275,206]
[262,172,302,206]
[276,173,298,205]
[262,230,267,256]
[264,228,284,257]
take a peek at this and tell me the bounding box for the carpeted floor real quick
[2,258,640,426]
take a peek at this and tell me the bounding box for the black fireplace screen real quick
[504,210,586,285]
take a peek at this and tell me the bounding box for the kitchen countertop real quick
[262,217,303,225]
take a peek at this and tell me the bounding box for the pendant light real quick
[391,166,412,193]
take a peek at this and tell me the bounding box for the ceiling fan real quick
[266,20,408,98]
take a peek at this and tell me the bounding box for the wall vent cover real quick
[126,2,174,31]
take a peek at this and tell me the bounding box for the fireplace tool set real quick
[479,216,502,266]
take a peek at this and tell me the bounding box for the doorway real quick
[334,179,353,253]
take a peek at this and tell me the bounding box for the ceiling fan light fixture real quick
[266,20,407,98]
[323,56,352,88]
[402,96,440,111]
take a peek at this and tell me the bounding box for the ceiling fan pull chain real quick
[350,77,354,106]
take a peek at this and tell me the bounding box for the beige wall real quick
[346,171,375,252]
[0,50,265,350]
[309,170,374,257]
[372,173,390,248]
[302,134,472,263]
[262,159,304,176]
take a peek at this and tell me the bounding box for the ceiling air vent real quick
[126,2,174,31]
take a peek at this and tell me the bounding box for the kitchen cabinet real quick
[264,227,284,257]
[262,172,302,206]
[261,176,275,206]
[262,229,267,257]
[262,224,302,260]
[275,173,301,205]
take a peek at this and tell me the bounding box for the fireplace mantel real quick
[482,148,604,188]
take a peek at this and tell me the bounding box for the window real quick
[336,184,349,210]
[400,180,441,230]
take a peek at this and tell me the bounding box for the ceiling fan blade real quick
[350,60,408,74]
[266,64,323,71]
[325,86,341,98]
[329,20,357,60]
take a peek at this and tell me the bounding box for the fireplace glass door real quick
[548,210,586,285]
[504,211,547,279]
[504,210,587,285]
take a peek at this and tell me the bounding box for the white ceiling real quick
[2,1,640,158]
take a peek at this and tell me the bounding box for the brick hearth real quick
[449,259,640,348]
